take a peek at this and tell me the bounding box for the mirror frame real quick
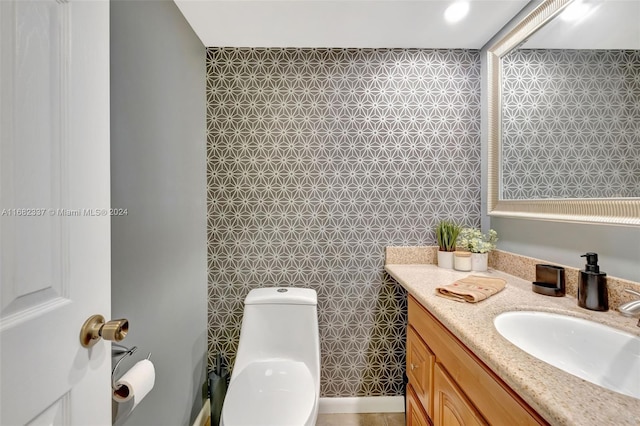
[486,0,640,226]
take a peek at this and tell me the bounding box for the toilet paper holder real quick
[112,343,152,390]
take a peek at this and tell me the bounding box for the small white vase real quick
[437,251,454,269]
[471,252,489,272]
[453,251,471,272]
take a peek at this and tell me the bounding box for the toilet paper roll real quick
[113,359,155,410]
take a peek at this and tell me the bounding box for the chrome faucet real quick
[618,288,640,327]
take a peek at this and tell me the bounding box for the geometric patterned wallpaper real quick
[502,49,640,200]
[206,47,481,397]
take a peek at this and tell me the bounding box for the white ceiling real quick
[174,0,529,48]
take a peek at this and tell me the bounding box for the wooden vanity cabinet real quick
[433,363,486,426]
[406,326,434,417]
[407,383,432,426]
[406,295,549,426]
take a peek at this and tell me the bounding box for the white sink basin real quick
[494,311,640,399]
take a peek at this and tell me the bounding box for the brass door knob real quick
[410,363,418,371]
[80,315,129,348]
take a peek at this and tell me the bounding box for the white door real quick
[1,0,111,425]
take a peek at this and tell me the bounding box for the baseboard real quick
[318,396,405,414]
[192,399,211,426]
[196,396,405,420]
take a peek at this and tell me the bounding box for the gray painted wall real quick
[481,1,640,283]
[492,218,640,282]
[110,1,207,425]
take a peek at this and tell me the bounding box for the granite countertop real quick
[385,264,640,426]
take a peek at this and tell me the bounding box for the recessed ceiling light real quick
[444,1,470,24]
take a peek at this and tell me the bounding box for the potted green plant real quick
[456,227,498,271]
[436,221,461,269]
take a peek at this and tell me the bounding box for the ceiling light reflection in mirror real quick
[558,0,596,22]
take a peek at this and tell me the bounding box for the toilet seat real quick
[222,360,316,426]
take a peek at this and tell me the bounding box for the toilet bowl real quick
[221,287,320,426]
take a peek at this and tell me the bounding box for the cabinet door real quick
[407,384,432,426]
[407,325,435,417]
[433,363,487,426]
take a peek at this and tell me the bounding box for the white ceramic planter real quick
[437,251,454,269]
[471,252,489,272]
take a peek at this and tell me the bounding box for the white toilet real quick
[221,287,320,426]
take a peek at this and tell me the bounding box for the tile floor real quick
[316,413,405,426]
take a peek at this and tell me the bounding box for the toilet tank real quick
[231,287,320,382]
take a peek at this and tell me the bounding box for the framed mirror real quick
[486,0,640,226]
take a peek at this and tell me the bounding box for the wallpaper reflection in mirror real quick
[501,49,640,200]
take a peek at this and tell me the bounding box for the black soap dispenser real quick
[578,252,608,311]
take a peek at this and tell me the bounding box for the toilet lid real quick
[222,360,315,426]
